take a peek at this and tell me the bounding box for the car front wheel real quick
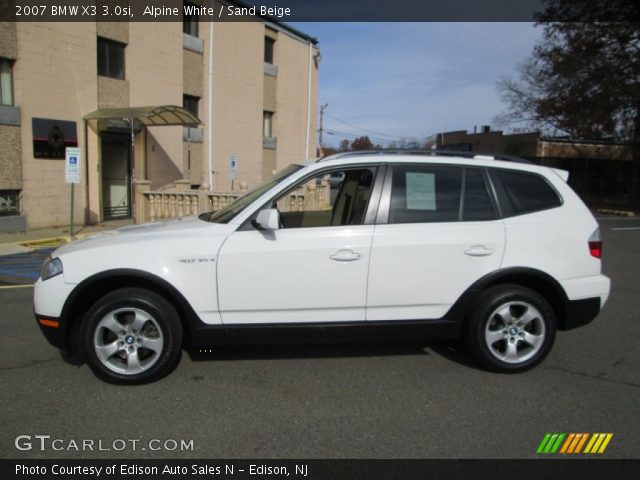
[464,285,556,372]
[80,288,183,384]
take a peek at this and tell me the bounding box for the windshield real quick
[199,164,304,223]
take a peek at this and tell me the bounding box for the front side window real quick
[0,58,13,106]
[389,165,462,224]
[97,38,125,80]
[201,164,303,224]
[273,168,376,229]
[494,169,562,216]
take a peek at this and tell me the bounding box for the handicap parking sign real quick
[65,147,81,184]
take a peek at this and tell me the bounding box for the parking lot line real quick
[611,227,640,231]
[0,284,34,289]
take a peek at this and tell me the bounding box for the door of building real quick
[101,134,132,219]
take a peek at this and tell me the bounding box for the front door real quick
[217,167,380,324]
[101,134,131,219]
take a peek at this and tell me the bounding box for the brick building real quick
[0,7,319,231]
[437,127,637,209]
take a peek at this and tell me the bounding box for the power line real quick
[325,113,411,139]
[324,129,391,145]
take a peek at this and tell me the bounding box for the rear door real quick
[366,164,505,321]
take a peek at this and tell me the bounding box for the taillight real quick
[589,228,602,258]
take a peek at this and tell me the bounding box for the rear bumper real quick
[560,274,611,306]
[559,274,610,330]
[561,297,602,330]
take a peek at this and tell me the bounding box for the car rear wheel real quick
[464,285,556,372]
[80,288,182,384]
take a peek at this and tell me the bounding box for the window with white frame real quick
[263,111,274,138]
[0,59,13,106]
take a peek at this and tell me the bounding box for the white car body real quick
[34,152,611,382]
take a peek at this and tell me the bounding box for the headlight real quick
[41,256,63,281]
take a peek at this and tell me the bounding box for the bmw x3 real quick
[34,151,611,383]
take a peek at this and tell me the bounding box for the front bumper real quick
[35,313,67,348]
[34,274,77,350]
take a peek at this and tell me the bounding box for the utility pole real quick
[319,103,328,148]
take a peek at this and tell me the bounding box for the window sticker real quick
[406,172,436,210]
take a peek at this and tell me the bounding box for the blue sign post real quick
[230,155,237,190]
[65,147,81,238]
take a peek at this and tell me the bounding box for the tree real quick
[338,139,350,152]
[350,136,381,151]
[496,0,640,198]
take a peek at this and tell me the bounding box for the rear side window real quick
[494,169,562,216]
[463,168,496,221]
[388,165,462,223]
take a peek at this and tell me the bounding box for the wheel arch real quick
[60,269,202,352]
[447,267,571,330]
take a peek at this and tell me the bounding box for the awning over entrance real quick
[84,105,201,127]
[83,106,202,222]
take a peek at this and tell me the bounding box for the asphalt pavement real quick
[0,248,54,286]
[0,216,638,459]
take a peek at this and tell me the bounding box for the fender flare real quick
[60,268,205,348]
[445,266,569,328]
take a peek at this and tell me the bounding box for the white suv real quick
[34,151,611,383]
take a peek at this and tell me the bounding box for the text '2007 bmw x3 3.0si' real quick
[34,151,611,384]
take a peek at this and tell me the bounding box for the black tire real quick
[80,288,183,384]
[463,284,556,372]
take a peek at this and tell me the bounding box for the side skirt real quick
[191,319,460,347]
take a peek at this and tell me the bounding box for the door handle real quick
[464,245,495,257]
[330,249,363,262]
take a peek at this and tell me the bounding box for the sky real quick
[288,22,544,147]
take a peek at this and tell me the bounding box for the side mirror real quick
[254,209,280,231]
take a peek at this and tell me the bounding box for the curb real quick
[18,237,69,248]
[595,208,636,217]
[0,232,95,255]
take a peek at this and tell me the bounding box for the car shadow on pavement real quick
[186,340,483,370]
[57,341,483,375]
[426,341,485,371]
[186,341,427,362]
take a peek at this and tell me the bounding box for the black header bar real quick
[2,0,639,22]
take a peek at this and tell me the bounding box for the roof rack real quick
[317,149,533,165]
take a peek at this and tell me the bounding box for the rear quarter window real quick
[492,169,562,216]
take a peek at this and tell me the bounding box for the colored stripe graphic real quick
[559,433,575,454]
[584,433,613,454]
[536,434,552,454]
[574,433,589,453]
[565,433,587,454]
[538,433,613,454]
[537,433,565,454]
